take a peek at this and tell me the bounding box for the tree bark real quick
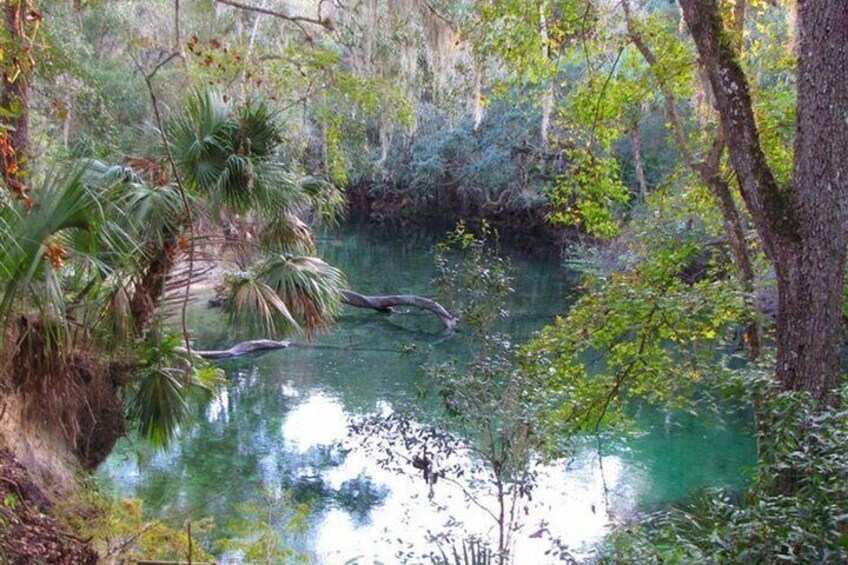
[130,245,177,335]
[623,0,762,359]
[341,290,456,330]
[679,0,848,403]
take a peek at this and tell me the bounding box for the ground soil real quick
[0,448,97,564]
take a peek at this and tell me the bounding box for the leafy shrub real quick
[599,379,848,564]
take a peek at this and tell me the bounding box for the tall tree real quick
[622,0,762,359]
[679,0,848,403]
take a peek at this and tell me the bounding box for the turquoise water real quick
[100,227,756,563]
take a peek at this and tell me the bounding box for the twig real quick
[440,475,501,524]
[214,0,331,30]
[590,45,625,140]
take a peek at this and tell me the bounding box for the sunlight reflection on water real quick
[277,391,636,563]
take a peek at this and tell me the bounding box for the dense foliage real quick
[601,380,848,564]
[0,0,845,562]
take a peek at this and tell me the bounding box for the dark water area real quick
[100,227,756,563]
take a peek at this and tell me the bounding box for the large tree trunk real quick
[679,1,848,403]
[773,2,848,400]
[773,241,846,400]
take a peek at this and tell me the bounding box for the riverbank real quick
[0,447,97,564]
[345,182,581,258]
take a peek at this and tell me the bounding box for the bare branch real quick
[340,290,456,330]
[188,339,290,359]
[214,0,332,31]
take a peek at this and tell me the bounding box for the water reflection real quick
[99,228,755,563]
[276,391,633,562]
[282,394,347,451]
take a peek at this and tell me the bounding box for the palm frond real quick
[223,273,301,338]
[0,168,100,323]
[83,159,144,186]
[94,283,135,348]
[128,365,191,448]
[234,98,283,158]
[167,89,310,217]
[256,255,346,338]
[299,175,346,225]
[127,334,224,447]
[258,214,317,255]
[118,182,187,243]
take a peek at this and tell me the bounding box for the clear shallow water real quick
[100,227,756,563]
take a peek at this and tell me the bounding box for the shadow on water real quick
[99,227,756,563]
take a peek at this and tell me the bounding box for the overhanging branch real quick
[341,290,456,331]
[214,0,332,31]
[190,339,290,359]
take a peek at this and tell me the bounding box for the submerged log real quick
[340,290,456,331]
[189,339,290,359]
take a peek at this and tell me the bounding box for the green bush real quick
[599,380,848,564]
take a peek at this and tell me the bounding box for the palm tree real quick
[0,88,347,453]
[111,89,345,446]
[0,168,141,459]
[165,89,347,340]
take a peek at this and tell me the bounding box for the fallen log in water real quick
[206,289,457,332]
[340,290,456,331]
[189,339,290,359]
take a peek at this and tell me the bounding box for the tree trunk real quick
[706,172,761,358]
[130,244,177,335]
[471,58,484,131]
[629,125,647,199]
[538,1,553,146]
[679,0,848,403]
[773,240,845,401]
[187,339,290,359]
[623,0,762,358]
[1,0,32,203]
[340,290,456,330]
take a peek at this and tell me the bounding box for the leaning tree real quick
[679,0,848,404]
